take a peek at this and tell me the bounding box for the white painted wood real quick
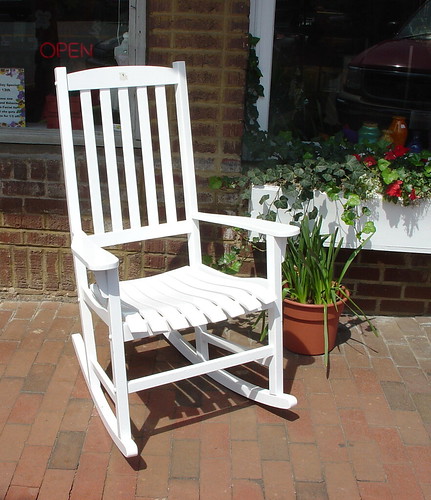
[136,86,159,225]
[100,88,123,231]
[249,0,276,131]
[66,66,180,92]
[251,184,431,253]
[80,89,105,234]
[54,67,81,236]
[118,87,141,228]
[155,85,177,223]
[72,333,138,457]
[55,62,298,457]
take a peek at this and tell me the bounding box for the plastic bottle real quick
[114,32,129,65]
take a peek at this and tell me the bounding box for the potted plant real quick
[281,214,376,365]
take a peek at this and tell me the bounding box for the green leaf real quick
[363,221,376,234]
[202,254,213,266]
[309,206,318,220]
[208,176,223,190]
[378,159,391,170]
[341,209,356,225]
[326,187,340,201]
[274,196,289,209]
[259,194,270,205]
[344,193,361,207]
[381,168,399,184]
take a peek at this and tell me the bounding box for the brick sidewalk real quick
[0,300,430,499]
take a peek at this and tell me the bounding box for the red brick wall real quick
[147,0,250,201]
[240,242,431,317]
[339,249,431,316]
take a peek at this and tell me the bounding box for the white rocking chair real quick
[55,62,298,457]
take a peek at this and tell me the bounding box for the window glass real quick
[0,0,129,130]
[269,0,427,140]
[397,1,431,38]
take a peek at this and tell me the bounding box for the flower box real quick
[250,185,431,254]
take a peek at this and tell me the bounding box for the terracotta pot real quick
[282,292,349,355]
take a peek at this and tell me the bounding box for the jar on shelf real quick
[388,116,408,146]
[380,129,393,144]
[407,131,423,152]
[358,122,380,144]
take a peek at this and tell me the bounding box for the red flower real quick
[409,189,417,201]
[363,155,377,167]
[384,150,397,161]
[386,180,403,197]
[354,154,362,161]
[393,145,409,157]
[384,145,409,160]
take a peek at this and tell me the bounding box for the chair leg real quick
[194,325,210,360]
[266,305,286,396]
[73,298,138,457]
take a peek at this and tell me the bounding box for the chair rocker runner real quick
[55,61,299,457]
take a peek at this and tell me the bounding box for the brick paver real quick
[0,301,430,499]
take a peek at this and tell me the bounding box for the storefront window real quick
[0,0,134,141]
[269,0,427,140]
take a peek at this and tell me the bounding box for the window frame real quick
[249,0,276,132]
[0,0,146,146]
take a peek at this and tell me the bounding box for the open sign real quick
[39,42,93,59]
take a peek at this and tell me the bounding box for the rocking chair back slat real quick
[80,89,105,234]
[136,86,159,226]
[174,65,198,218]
[99,88,123,232]
[118,87,141,229]
[154,84,178,224]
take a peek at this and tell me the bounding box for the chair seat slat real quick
[170,267,266,311]
[120,281,191,331]
[92,265,269,333]
[138,268,248,318]
[92,266,272,335]
[195,265,276,304]
[128,275,226,324]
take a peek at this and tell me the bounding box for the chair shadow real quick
[113,315,374,469]
[118,327,301,470]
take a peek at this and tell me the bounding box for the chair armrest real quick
[71,234,119,271]
[194,212,299,238]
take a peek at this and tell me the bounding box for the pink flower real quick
[386,180,403,197]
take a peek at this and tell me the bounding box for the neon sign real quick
[39,42,94,59]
